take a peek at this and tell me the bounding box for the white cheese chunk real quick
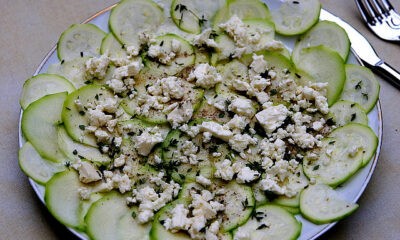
[188,63,222,89]
[199,121,233,142]
[78,161,101,183]
[228,98,255,117]
[256,104,289,133]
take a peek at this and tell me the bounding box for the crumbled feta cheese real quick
[199,121,233,142]
[226,114,250,133]
[78,161,101,183]
[229,133,257,152]
[196,175,212,186]
[188,63,222,89]
[171,39,182,52]
[85,55,110,79]
[177,140,198,165]
[134,127,165,156]
[126,45,139,57]
[234,226,250,240]
[167,101,193,129]
[87,106,113,127]
[228,98,255,117]
[214,159,234,181]
[250,54,268,74]
[77,187,91,200]
[236,167,260,183]
[193,28,218,48]
[160,76,184,99]
[256,104,289,133]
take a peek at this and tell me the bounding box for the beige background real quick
[0,0,399,239]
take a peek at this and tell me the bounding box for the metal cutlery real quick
[355,0,400,41]
[320,9,400,89]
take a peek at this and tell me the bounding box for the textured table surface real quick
[0,0,399,239]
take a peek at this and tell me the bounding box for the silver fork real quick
[355,0,400,41]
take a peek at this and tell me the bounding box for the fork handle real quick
[372,61,400,89]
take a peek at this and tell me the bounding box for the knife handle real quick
[373,61,400,89]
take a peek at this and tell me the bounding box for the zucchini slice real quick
[47,57,91,89]
[20,73,75,110]
[212,0,271,27]
[300,184,358,224]
[292,20,350,62]
[109,0,164,48]
[45,170,86,230]
[62,84,114,147]
[150,199,191,240]
[143,34,195,76]
[215,181,255,232]
[271,0,321,36]
[171,0,225,34]
[161,129,229,183]
[303,137,363,187]
[57,126,111,166]
[18,142,65,185]
[57,24,106,61]
[21,92,68,163]
[340,64,380,113]
[86,192,151,240]
[273,193,300,208]
[234,205,301,240]
[330,123,378,166]
[100,33,128,59]
[329,100,368,127]
[77,192,103,228]
[294,45,345,106]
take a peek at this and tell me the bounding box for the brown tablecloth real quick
[0,0,399,239]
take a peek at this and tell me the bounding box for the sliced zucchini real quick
[161,129,228,183]
[18,142,65,185]
[212,0,271,27]
[214,181,255,232]
[210,34,236,65]
[300,184,358,224]
[45,170,85,230]
[303,137,363,187]
[329,100,368,127]
[281,206,300,215]
[234,204,301,240]
[77,192,104,228]
[340,64,380,113]
[192,97,232,124]
[330,123,378,166]
[109,0,164,47]
[47,57,91,88]
[100,33,128,59]
[86,192,151,240]
[57,126,111,166]
[292,21,350,62]
[271,0,321,36]
[143,34,195,76]
[215,59,249,91]
[62,84,114,147]
[57,24,106,61]
[273,193,300,208]
[150,199,191,240]
[171,0,225,34]
[20,73,75,110]
[21,92,67,163]
[294,45,345,106]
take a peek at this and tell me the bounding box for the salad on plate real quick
[18,0,380,239]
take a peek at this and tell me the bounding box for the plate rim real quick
[17,4,383,240]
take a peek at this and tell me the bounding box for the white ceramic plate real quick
[18,1,382,239]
